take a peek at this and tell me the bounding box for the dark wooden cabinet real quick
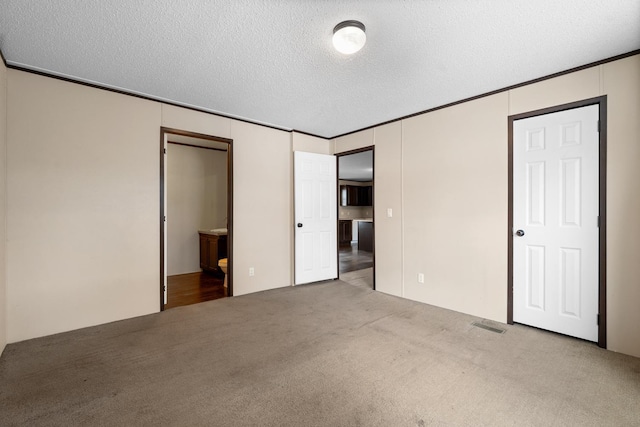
[340,185,373,206]
[199,233,228,273]
[340,185,359,206]
[338,220,353,246]
[357,221,373,252]
[359,186,372,206]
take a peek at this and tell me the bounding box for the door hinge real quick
[164,216,166,222]
[597,314,600,325]
[164,148,167,154]
[597,216,600,228]
[597,120,601,133]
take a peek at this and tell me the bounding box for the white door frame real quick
[507,96,607,348]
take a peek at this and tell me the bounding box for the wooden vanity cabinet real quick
[199,233,228,273]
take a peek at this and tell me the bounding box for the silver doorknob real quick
[516,230,525,237]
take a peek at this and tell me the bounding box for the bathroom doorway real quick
[160,128,233,310]
[336,147,375,290]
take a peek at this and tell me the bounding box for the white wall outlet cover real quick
[387,208,393,217]
[418,273,425,283]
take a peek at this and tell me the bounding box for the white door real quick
[294,151,337,285]
[513,105,599,342]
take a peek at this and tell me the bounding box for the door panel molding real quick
[507,96,607,348]
[294,151,338,285]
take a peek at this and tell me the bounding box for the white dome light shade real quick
[332,20,366,55]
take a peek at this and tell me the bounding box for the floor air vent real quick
[471,321,506,334]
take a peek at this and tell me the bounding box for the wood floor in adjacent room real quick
[339,242,373,274]
[165,271,227,310]
[340,267,373,289]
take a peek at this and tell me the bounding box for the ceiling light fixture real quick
[332,20,366,55]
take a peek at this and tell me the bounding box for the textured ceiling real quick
[0,1,638,138]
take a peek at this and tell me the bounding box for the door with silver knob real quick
[512,104,599,342]
[294,151,337,285]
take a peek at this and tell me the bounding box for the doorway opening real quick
[337,147,375,290]
[507,96,607,348]
[160,127,233,311]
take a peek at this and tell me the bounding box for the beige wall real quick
[161,106,293,297]
[5,72,294,342]
[373,122,403,297]
[162,104,231,139]
[334,129,374,154]
[3,54,639,358]
[231,121,292,295]
[402,93,508,321]
[292,132,332,154]
[601,56,640,357]
[335,54,640,358]
[7,70,161,342]
[167,144,227,275]
[0,58,7,355]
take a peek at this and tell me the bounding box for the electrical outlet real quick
[418,273,424,284]
[387,208,393,218]
[249,267,255,277]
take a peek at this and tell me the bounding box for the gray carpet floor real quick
[1,279,639,426]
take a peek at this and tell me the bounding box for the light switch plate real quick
[387,208,393,218]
